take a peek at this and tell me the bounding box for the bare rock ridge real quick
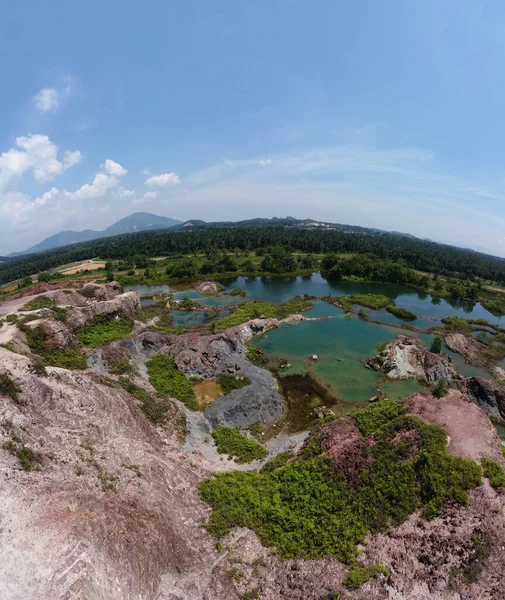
[367,335,460,383]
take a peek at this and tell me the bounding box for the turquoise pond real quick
[125,275,498,415]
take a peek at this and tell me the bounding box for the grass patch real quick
[386,306,417,321]
[337,294,391,313]
[200,402,482,563]
[212,426,269,464]
[145,354,197,410]
[118,377,171,422]
[209,296,312,332]
[481,457,505,489]
[343,565,390,590]
[216,372,251,395]
[75,314,133,348]
[20,296,55,311]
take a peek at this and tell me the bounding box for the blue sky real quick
[2,1,505,255]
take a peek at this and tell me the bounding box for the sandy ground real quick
[61,260,106,274]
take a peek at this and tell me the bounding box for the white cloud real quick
[145,172,180,187]
[258,158,272,166]
[117,187,135,198]
[0,134,81,190]
[133,191,157,205]
[33,88,59,112]
[103,159,127,177]
[73,159,127,200]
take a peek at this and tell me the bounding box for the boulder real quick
[94,281,124,301]
[196,281,219,294]
[465,376,505,424]
[237,318,279,342]
[367,335,460,383]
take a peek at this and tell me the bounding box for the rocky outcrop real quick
[237,318,279,342]
[38,318,77,349]
[465,377,505,424]
[444,332,488,365]
[367,335,460,383]
[196,281,219,294]
[106,326,286,429]
[65,292,140,330]
[94,280,123,301]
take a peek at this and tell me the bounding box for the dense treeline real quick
[2,225,505,285]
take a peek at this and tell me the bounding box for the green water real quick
[252,302,489,407]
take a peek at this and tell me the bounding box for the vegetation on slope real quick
[337,294,391,313]
[118,377,171,422]
[145,354,197,410]
[199,401,482,563]
[20,324,88,370]
[343,565,390,590]
[212,426,269,464]
[481,457,505,489]
[75,315,133,348]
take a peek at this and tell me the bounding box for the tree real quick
[433,378,447,398]
[243,259,256,273]
[430,335,443,354]
[18,276,33,289]
[106,270,114,282]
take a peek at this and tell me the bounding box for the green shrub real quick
[260,450,293,473]
[3,439,43,471]
[386,306,417,321]
[80,286,98,298]
[230,288,246,297]
[343,565,390,590]
[145,354,197,410]
[200,410,481,563]
[118,377,171,422]
[75,315,133,348]
[0,373,20,402]
[212,426,269,464]
[441,317,472,335]
[432,378,447,398]
[353,400,406,437]
[20,296,55,311]
[481,457,505,489]
[109,358,137,375]
[5,314,18,323]
[216,373,251,395]
[430,335,443,354]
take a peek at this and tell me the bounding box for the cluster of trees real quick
[2,225,505,286]
[321,253,428,286]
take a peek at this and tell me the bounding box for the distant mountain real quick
[9,213,182,257]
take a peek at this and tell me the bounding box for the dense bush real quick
[200,403,482,563]
[211,426,269,464]
[481,457,505,489]
[145,354,197,410]
[75,315,133,348]
[430,335,443,354]
[216,373,251,395]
